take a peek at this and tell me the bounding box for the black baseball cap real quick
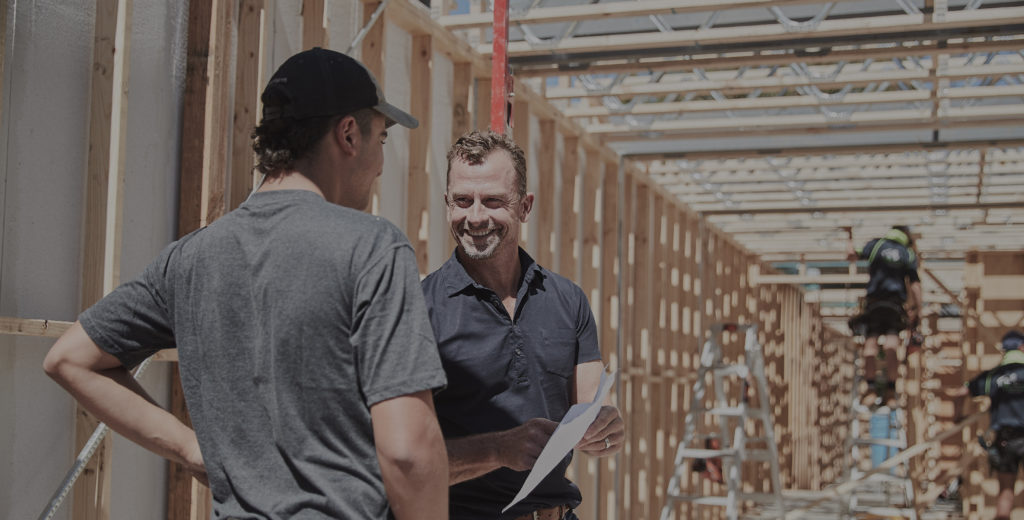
[1002,330,1024,351]
[260,47,418,129]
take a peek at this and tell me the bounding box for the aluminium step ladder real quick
[660,323,784,520]
[841,371,918,520]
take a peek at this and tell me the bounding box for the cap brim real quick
[374,102,419,129]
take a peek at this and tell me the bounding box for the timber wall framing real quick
[134,0,841,516]
[0,1,842,518]
[961,250,1024,519]
[1,0,187,518]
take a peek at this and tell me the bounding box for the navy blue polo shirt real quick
[858,238,920,301]
[967,350,1024,431]
[422,248,602,520]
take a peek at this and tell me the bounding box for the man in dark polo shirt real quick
[956,330,1024,520]
[846,225,922,405]
[422,131,625,520]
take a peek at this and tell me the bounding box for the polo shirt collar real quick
[440,247,544,297]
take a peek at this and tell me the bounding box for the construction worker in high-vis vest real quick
[845,225,923,407]
[956,330,1024,520]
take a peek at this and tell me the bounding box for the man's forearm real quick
[906,281,923,325]
[446,433,503,484]
[44,324,203,474]
[845,237,858,261]
[445,418,558,484]
[911,282,923,310]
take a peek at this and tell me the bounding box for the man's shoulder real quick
[316,203,404,236]
[534,264,587,298]
[970,362,1024,396]
[302,205,414,256]
[421,255,460,298]
[421,266,444,291]
[537,265,578,287]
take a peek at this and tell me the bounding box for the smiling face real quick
[445,150,532,261]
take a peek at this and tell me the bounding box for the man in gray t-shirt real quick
[44,48,448,520]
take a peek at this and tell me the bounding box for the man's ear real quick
[334,115,360,157]
[519,192,534,223]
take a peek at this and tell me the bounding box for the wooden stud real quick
[169,0,236,515]
[535,119,556,268]
[228,0,264,211]
[650,193,667,514]
[0,317,73,338]
[357,0,382,68]
[600,159,620,362]
[361,1,385,212]
[600,158,620,518]
[581,148,601,306]
[302,0,327,50]
[443,61,473,256]
[451,61,471,141]
[631,181,651,519]
[558,136,579,279]
[82,0,131,309]
[662,204,682,515]
[0,0,6,123]
[200,0,236,228]
[573,148,602,517]
[176,0,213,239]
[383,0,488,78]
[512,97,530,248]
[74,0,132,517]
[407,34,431,273]
[474,77,491,131]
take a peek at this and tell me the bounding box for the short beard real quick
[456,228,503,260]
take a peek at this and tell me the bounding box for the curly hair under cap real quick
[251,109,375,177]
[445,130,527,197]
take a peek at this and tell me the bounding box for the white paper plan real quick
[501,368,617,513]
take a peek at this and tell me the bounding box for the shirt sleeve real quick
[574,285,602,365]
[79,243,177,369]
[966,370,991,397]
[906,250,921,283]
[352,243,447,407]
[857,239,876,260]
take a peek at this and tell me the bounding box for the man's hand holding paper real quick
[502,370,619,513]
[576,405,625,455]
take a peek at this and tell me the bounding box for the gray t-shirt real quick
[80,190,446,519]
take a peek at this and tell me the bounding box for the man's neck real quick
[257,169,325,198]
[458,247,522,299]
